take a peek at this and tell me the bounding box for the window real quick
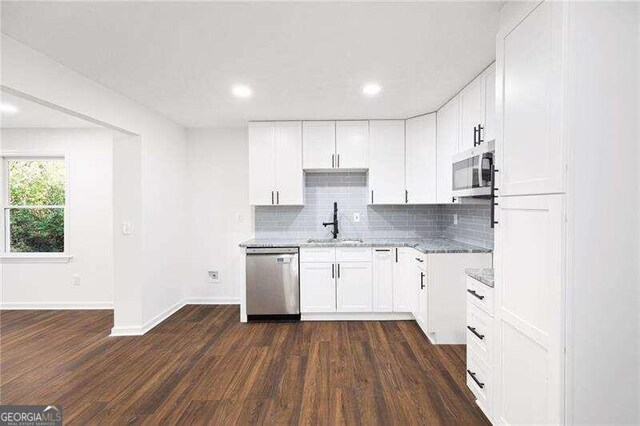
[3,157,66,254]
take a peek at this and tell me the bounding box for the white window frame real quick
[1,153,73,263]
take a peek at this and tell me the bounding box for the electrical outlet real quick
[72,274,81,287]
[206,270,219,283]
[453,213,458,225]
[353,212,361,223]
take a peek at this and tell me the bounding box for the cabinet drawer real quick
[466,276,494,316]
[466,302,493,365]
[466,349,492,417]
[301,247,335,263]
[336,247,372,262]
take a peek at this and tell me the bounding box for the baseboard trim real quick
[1,302,114,310]
[185,297,240,305]
[301,312,415,321]
[110,300,186,337]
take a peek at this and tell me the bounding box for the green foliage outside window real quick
[6,160,65,253]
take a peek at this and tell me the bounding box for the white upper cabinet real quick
[336,121,369,169]
[459,63,497,152]
[275,121,304,205]
[249,121,303,206]
[459,76,485,152]
[369,120,406,205]
[436,96,459,203]
[303,120,369,170]
[498,1,565,196]
[248,122,276,206]
[405,114,437,204]
[483,63,497,144]
[302,121,335,170]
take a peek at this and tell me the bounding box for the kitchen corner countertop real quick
[239,237,492,254]
[466,268,494,288]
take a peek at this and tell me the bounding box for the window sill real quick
[0,254,74,264]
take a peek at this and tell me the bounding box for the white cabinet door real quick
[498,1,565,195]
[415,265,428,328]
[372,248,394,312]
[483,63,496,143]
[275,121,303,205]
[459,76,485,152]
[494,194,564,425]
[336,120,369,169]
[300,262,336,313]
[369,120,405,205]
[303,121,335,170]
[336,261,373,312]
[405,114,437,204]
[436,97,459,204]
[392,248,416,312]
[248,122,276,206]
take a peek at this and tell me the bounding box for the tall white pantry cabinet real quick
[492,2,639,425]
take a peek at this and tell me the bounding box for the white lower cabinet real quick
[300,247,372,314]
[300,262,336,313]
[466,275,495,420]
[392,247,415,312]
[336,262,373,312]
[372,248,394,312]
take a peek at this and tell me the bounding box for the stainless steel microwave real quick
[452,140,495,198]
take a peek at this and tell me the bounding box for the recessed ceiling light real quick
[232,85,252,99]
[362,83,382,97]
[0,102,18,115]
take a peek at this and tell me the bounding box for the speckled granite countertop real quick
[466,268,494,287]
[239,237,492,254]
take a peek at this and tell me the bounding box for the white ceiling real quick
[1,2,502,127]
[1,91,98,128]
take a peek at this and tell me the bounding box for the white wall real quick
[186,128,253,305]
[1,35,187,333]
[567,2,640,424]
[1,128,113,308]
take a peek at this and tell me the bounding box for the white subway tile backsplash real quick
[254,172,494,249]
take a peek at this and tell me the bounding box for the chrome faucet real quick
[322,202,339,239]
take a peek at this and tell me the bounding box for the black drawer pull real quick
[467,370,485,389]
[467,326,485,340]
[415,257,424,263]
[375,249,390,252]
[467,289,485,300]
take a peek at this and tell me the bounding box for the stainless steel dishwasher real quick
[246,247,300,321]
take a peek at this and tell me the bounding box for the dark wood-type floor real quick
[1,305,489,425]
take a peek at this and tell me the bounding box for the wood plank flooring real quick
[1,305,489,425]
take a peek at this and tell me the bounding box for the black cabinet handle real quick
[276,191,279,204]
[405,189,408,203]
[467,326,485,340]
[478,124,484,144]
[467,370,485,389]
[395,248,398,263]
[332,154,335,168]
[415,257,424,263]
[271,191,274,205]
[467,289,485,300]
[375,249,390,252]
[420,272,425,289]
[337,263,341,278]
[331,263,335,279]
[473,125,478,147]
[337,154,340,168]
[371,190,374,204]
